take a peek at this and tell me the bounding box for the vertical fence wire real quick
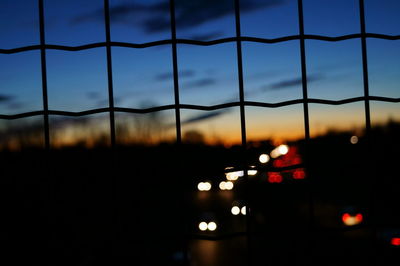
[297,0,314,264]
[103,0,116,148]
[234,1,252,265]
[38,0,50,150]
[358,0,376,264]
[359,0,372,134]
[169,0,182,144]
[169,1,188,265]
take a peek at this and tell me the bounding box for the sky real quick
[0,0,399,146]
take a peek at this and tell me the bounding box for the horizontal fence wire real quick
[0,33,398,120]
[0,97,399,120]
[0,34,399,54]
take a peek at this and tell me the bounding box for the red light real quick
[273,159,283,168]
[293,156,302,165]
[342,213,363,226]
[268,172,282,183]
[293,169,306,179]
[391,238,400,246]
[342,213,351,223]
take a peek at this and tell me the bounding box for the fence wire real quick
[0,0,399,265]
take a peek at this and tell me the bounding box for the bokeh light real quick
[270,144,289,158]
[259,154,270,163]
[391,237,400,246]
[197,182,212,191]
[231,206,240,215]
[226,170,243,181]
[342,213,363,226]
[199,222,208,231]
[241,206,247,215]
[207,222,217,231]
[350,135,359,144]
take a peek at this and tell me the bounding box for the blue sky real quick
[0,0,399,144]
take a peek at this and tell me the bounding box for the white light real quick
[271,145,289,158]
[226,170,244,181]
[231,206,240,215]
[219,181,226,190]
[225,181,234,190]
[207,222,217,231]
[278,144,289,155]
[259,154,270,163]
[270,149,280,158]
[241,206,247,215]
[248,169,258,176]
[204,182,211,191]
[199,222,208,231]
[350,135,358,144]
[198,182,211,191]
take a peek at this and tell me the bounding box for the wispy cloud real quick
[189,31,224,41]
[181,110,230,125]
[155,69,195,81]
[0,94,14,103]
[183,78,217,89]
[72,0,285,33]
[262,74,325,91]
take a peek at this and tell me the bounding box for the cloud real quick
[181,110,230,125]
[263,74,324,91]
[72,0,285,33]
[6,102,23,110]
[146,0,285,32]
[0,94,14,104]
[184,78,216,89]
[155,70,195,81]
[189,31,224,41]
[86,92,102,99]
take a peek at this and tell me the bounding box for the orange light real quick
[391,238,400,246]
[342,213,363,226]
[342,213,350,223]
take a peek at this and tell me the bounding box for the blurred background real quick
[0,0,399,265]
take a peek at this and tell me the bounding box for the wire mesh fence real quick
[0,0,399,265]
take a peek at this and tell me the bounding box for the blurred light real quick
[259,154,270,163]
[248,169,258,176]
[293,169,306,179]
[350,135,358,144]
[198,182,211,191]
[278,145,289,155]
[225,181,234,190]
[293,155,302,164]
[199,222,208,231]
[273,159,283,168]
[231,206,240,215]
[226,170,243,181]
[241,206,247,215]
[342,213,363,226]
[391,237,400,246]
[207,222,217,231]
[219,181,233,190]
[270,144,289,158]
[268,172,282,183]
